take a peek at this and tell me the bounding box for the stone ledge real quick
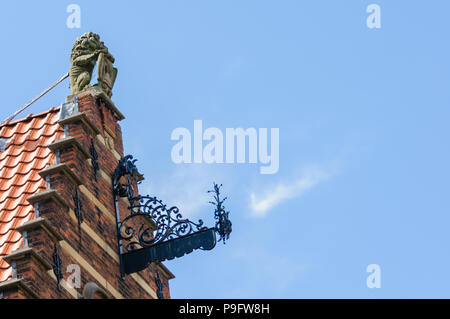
[15,217,63,242]
[156,262,175,280]
[47,136,91,159]
[58,111,101,136]
[80,89,125,121]
[27,189,69,210]
[0,278,39,299]
[39,163,82,186]
[2,247,52,271]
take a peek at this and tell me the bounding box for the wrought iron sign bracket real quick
[112,155,232,278]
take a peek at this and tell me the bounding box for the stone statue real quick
[69,32,117,98]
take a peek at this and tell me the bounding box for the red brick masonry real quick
[0,92,173,299]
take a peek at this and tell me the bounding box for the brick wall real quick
[1,92,173,299]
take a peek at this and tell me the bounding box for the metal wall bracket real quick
[52,244,63,290]
[73,188,83,232]
[112,155,232,278]
[89,139,99,181]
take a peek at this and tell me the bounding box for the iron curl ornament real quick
[112,155,232,277]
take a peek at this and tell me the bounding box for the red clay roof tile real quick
[0,107,63,282]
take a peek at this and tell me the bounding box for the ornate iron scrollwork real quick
[120,195,206,252]
[112,155,232,277]
[89,139,99,181]
[52,244,63,290]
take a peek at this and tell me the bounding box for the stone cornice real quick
[155,262,175,280]
[58,112,101,136]
[0,278,39,299]
[27,189,69,210]
[39,163,83,186]
[85,90,125,121]
[2,247,52,271]
[15,217,64,242]
[47,136,91,159]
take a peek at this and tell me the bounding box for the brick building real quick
[0,90,174,299]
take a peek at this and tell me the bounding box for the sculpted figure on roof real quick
[69,32,117,98]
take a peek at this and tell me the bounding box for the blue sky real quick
[1,1,450,298]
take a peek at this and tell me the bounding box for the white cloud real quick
[249,164,335,217]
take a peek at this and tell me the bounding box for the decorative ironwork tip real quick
[208,182,232,244]
[113,155,143,198]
